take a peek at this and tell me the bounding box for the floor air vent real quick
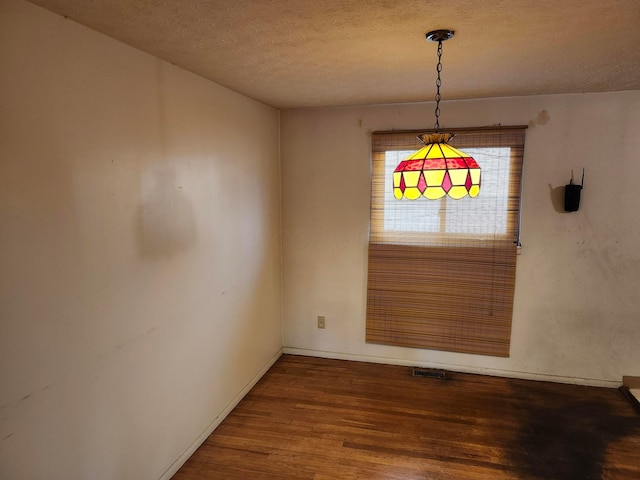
[411,368,448,379]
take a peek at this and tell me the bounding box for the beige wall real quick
[281,91,640,387]
[0,1,282,479]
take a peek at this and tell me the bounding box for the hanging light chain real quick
[433,39,443,132]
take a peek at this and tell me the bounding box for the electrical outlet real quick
[317,315,326,329]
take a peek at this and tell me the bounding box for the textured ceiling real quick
[29,0,640,109]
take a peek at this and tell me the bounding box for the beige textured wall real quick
[0,1,282,479]
[281,91,640,386]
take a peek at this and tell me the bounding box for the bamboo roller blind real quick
[366,127,526,357]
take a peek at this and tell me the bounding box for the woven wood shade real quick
[366,127,526,357]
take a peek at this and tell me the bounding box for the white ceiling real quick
[29,0,640,109]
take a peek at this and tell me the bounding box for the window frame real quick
[370,126,526,247]
[365,126,527,357]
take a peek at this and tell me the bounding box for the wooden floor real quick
[172,355,640,480]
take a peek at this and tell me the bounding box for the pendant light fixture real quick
[393,30,480,201]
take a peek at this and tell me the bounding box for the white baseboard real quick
[158,348,283,480]
[282,347,620,388]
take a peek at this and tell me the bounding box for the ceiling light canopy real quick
[393,30,481,201]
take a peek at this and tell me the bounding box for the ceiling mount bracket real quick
[425,29,455,42]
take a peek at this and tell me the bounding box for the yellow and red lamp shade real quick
[393,133,480,200]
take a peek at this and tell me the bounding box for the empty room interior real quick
[2,0,640,479]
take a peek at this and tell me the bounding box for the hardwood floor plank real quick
[172,355,640,480]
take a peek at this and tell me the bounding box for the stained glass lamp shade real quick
[393,133,481,200]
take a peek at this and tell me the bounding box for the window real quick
[366,127,526,357]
